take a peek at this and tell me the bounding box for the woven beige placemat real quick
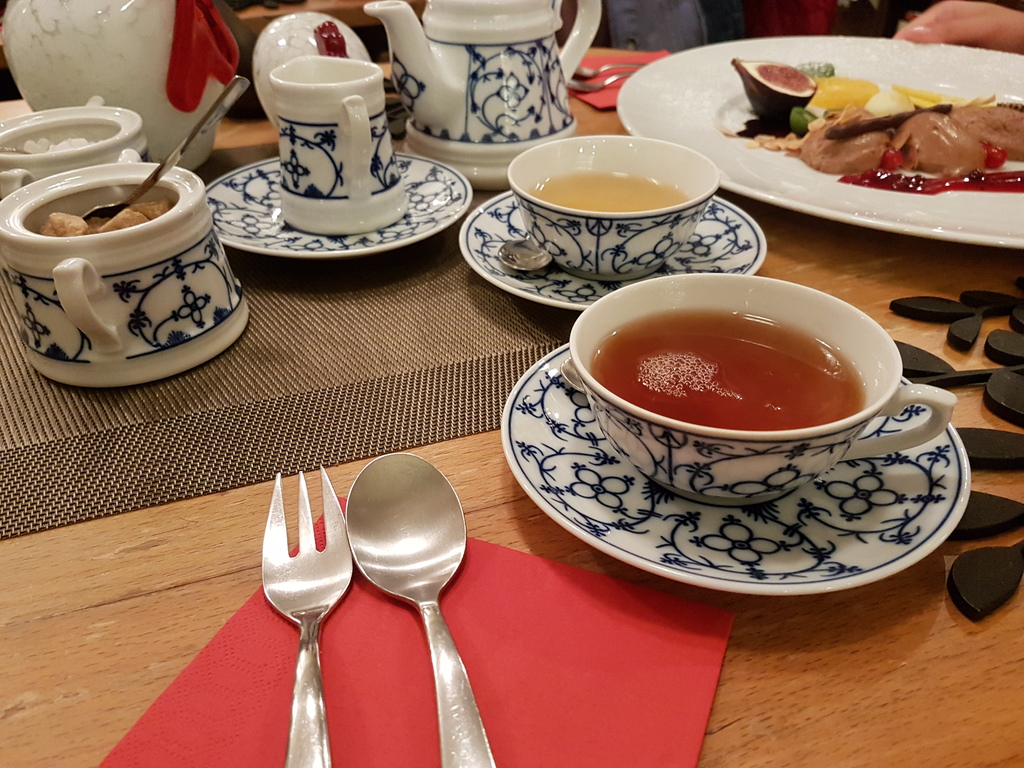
[0,195,574,539]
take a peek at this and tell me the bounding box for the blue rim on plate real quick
[459,191,766,310]
[206,154,472,259]
[501,345,970,596]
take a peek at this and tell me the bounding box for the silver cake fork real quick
[263,469,353,768]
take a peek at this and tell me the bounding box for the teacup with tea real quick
[568,273,957,505]
[506,135,719,280]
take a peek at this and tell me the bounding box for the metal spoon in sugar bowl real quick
[82,75,249,221]
[346,453,497,768]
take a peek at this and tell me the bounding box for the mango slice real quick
[808,77,881,110]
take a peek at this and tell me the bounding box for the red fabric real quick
[167,0,239,113]
[102,535,733,768]
[570,50,671,111]
[743,0,839,37]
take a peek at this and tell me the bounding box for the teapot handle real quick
[558,0,603,82]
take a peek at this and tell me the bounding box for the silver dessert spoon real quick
[82,75,249,220]
[498,237,551,271]
[346,453,497,768]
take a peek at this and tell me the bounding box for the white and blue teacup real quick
[568,274,958,506]
[269,56,406,235]
[507,135,720,281]
[0,162,248,387]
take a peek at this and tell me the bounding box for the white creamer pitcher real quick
[365,0,601,189]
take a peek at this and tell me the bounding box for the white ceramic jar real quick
[0,163,249,387]
[0,98,148,197]
[2,0,236,169]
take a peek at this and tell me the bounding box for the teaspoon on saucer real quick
[346,453,497,768]
[559,357,585,391]
[498,237,551,272]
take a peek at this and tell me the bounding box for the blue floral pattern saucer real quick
[206,155,471,259]
[502,346,970,595]
[459,191,766,310]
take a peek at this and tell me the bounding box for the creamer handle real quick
[340,94,373,202]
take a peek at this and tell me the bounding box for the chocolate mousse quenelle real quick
[799,103,1024,177]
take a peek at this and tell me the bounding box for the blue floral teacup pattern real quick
[507,136,722,281]
[568,274,957,504]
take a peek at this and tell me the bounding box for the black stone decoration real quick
[983,368,1024,428]
[891,287,1024,351]
[947,540,1024,621]
[893,279,1024,425]
[1011,305,1024,334]
[890,296,975,323]
[948,293,1022,351]
[896,340,954,378]
[957,428,1024,470]
[984,329,1024,366]
[950,491,1024,540]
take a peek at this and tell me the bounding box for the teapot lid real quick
[423,0,561,44]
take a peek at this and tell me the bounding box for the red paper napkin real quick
[570,50,670,110]
[103,536,732,768]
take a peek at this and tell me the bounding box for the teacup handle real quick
[844,383,957,461]
[52,257,123,354]
[558,0,603,82]
[340,94,372,202]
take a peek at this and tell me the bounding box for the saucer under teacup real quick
[206,154,471,259]
[501,345,970,595]
[458,191,766,310]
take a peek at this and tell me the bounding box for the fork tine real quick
[263,473,290,568]
[296,470,316,554]
[319,467,347,548]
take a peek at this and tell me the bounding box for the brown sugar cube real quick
[132,199,172,220]
[40,212,90,237]
[95,207,148,233]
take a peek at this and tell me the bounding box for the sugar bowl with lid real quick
[0,162,248,387]
[0,98,148,198]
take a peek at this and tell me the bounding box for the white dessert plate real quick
[459,191,766,310]
[502,345,970,595]
[618,36,1024,248]
[206,155,471,258]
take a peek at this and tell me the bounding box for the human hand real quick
[894,0,1024,55]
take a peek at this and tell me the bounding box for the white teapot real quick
[365,0,601,189]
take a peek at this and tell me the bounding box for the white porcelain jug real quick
[2,0,238,169]
[365,0,601,189]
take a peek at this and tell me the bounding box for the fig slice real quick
[732,59,818,118]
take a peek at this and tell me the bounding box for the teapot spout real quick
[364,0,453,128]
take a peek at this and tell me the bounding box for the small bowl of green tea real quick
[506,135,719,281]
[568,273,958,505]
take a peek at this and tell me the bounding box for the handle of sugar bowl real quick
[843,383,958,461]
[52,257,123,354]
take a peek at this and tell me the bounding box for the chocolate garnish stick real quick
[825,103,953,140]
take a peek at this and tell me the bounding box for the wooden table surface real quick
[2,70,1023,768]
